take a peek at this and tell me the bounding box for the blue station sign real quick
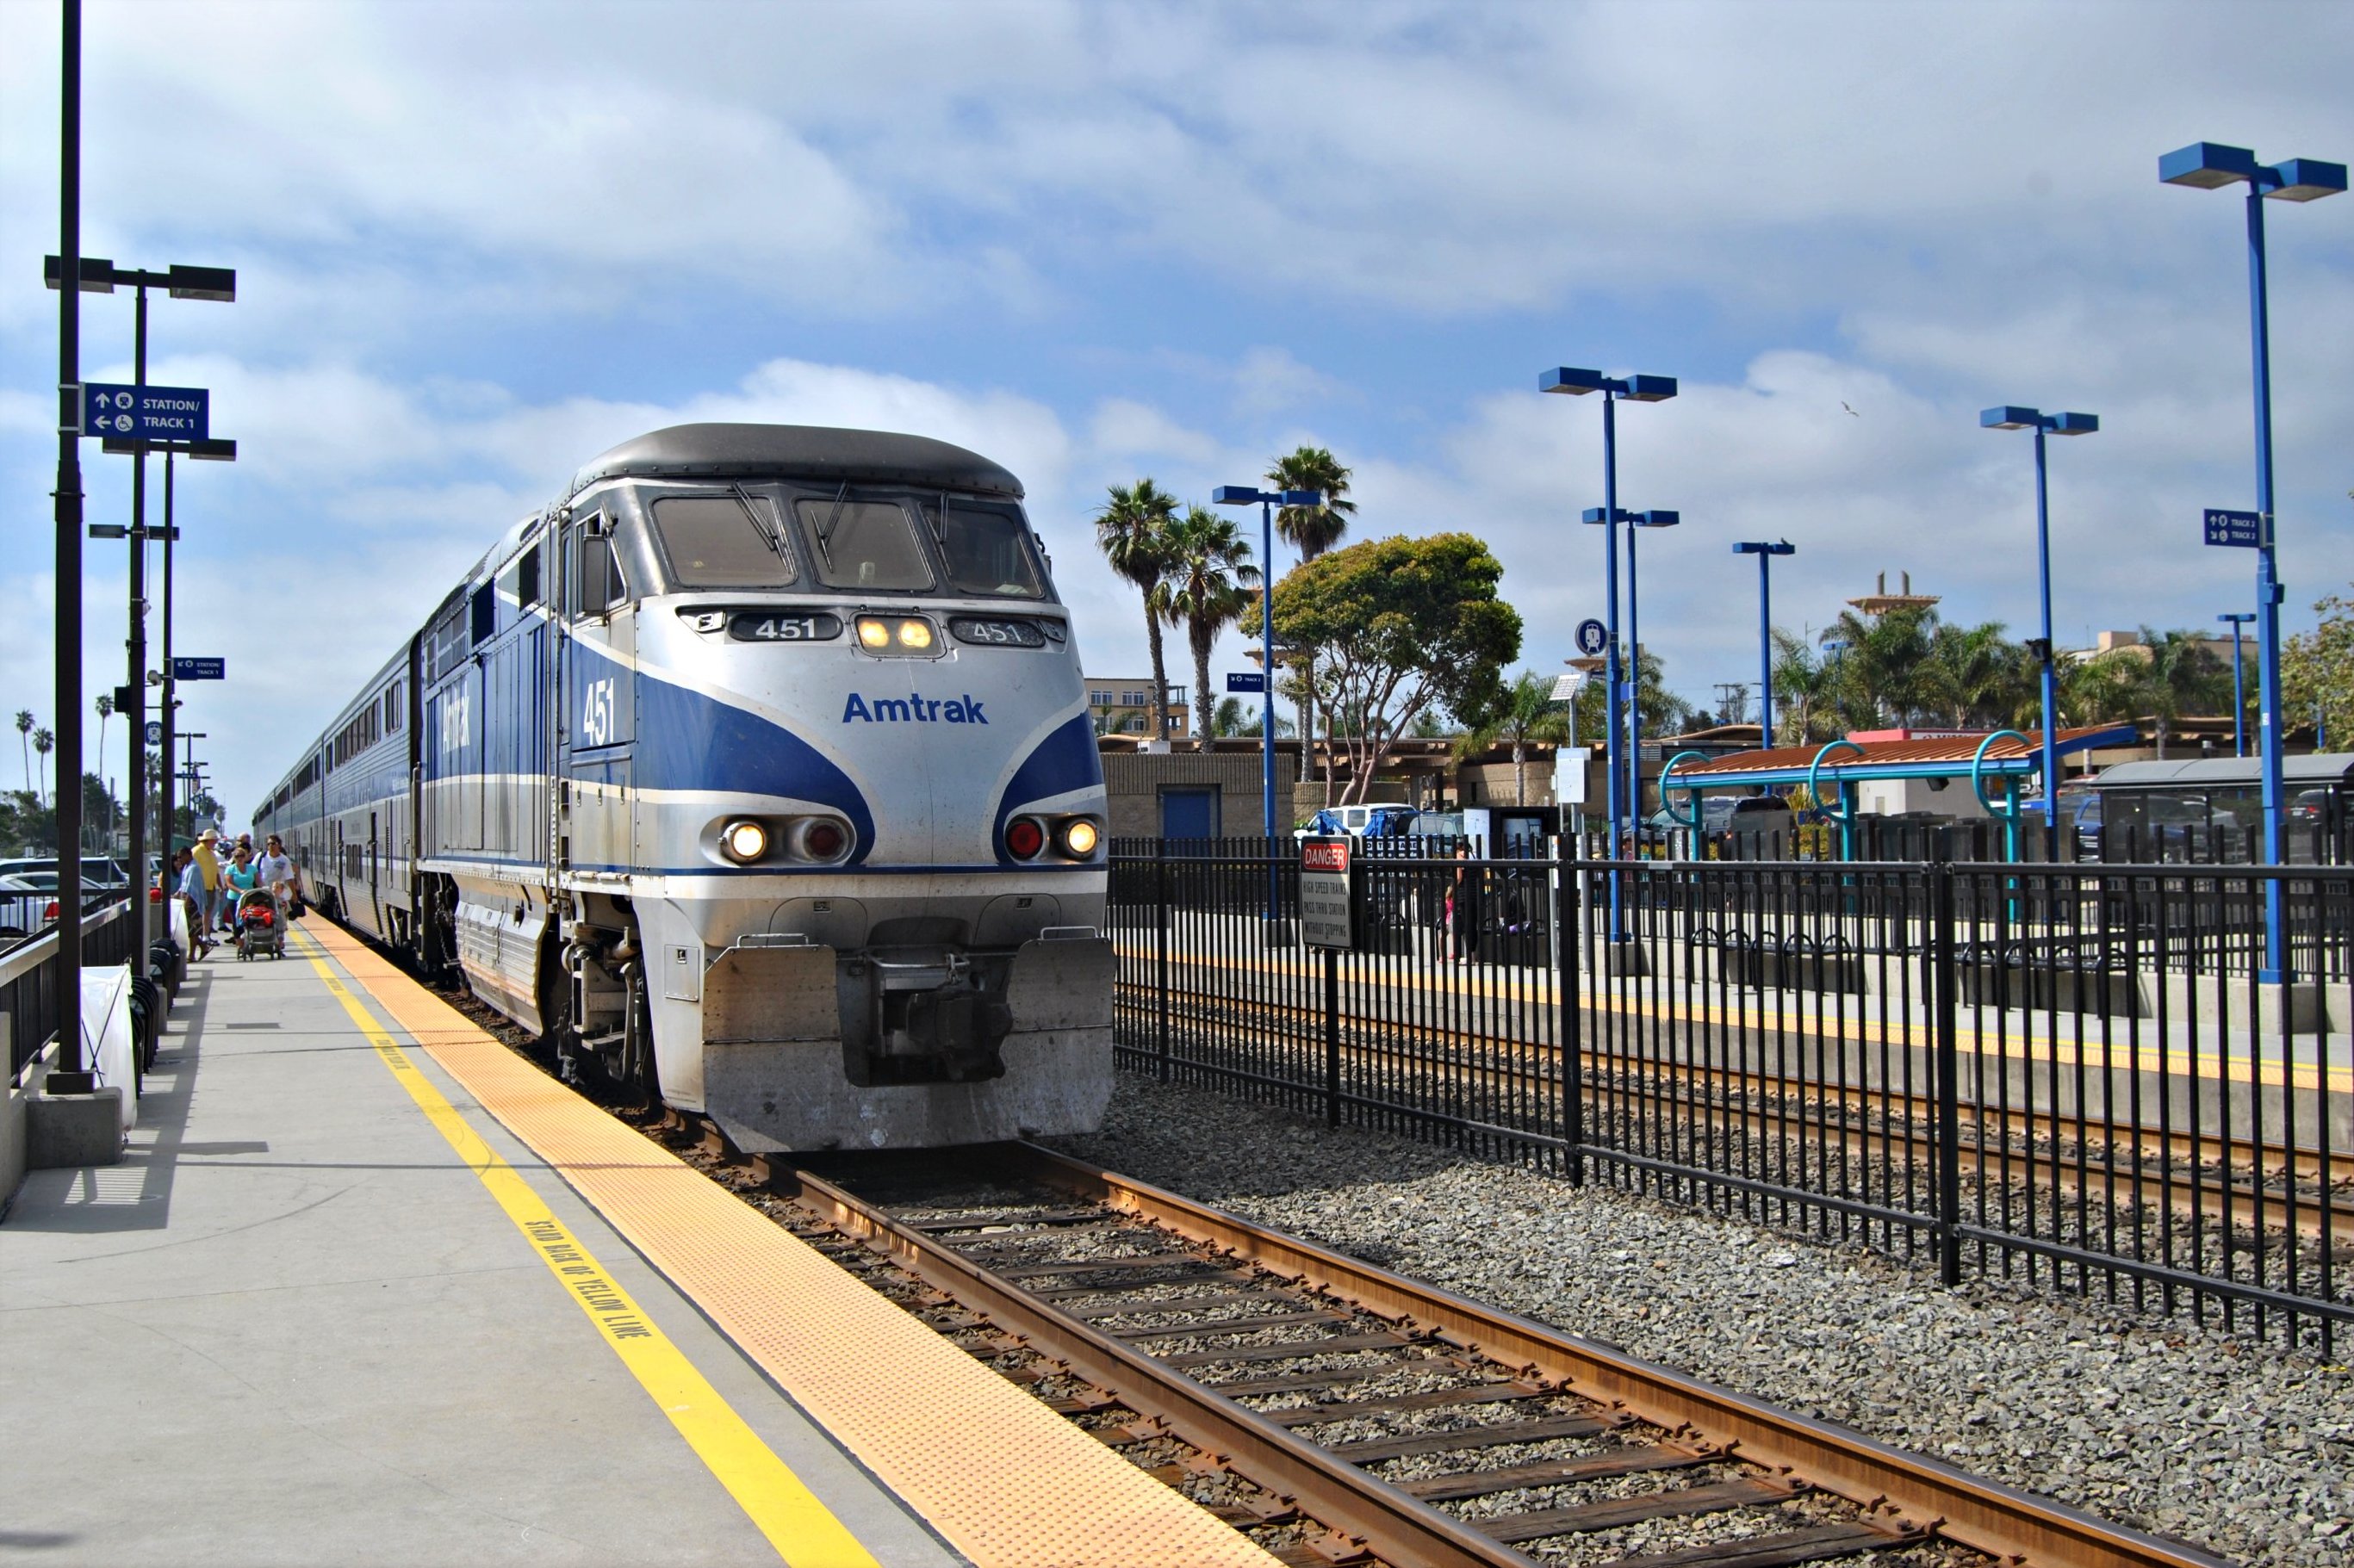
[1575,618,1609,657]
[172,656,226,681]
[2202,508,2262,548]
[79,382,210,442]
[1226,672,1266,693]
[144,720,163,746]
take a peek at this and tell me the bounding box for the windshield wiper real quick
[729,483,789,566]
[812,482,849,571]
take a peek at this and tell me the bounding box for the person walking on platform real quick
[176,847,214,958]
[255,835,300,915]
[193,828,226,937]
[1446,845,1483,965]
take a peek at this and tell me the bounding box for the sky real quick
[2,0,2349,828]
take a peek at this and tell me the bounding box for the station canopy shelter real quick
[1657,724,2139,859]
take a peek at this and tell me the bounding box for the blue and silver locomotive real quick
[257,424,1112,1149]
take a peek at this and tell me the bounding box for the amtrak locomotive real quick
[257,425,1113,1149]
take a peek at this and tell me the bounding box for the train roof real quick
[570,423,1025,500]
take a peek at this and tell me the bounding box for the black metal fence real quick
[3,899,137,1080]
[1110,840,2353,1352]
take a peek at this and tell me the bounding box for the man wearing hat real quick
[192,829,225,945]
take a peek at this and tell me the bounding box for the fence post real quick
[1931,859,1963,1286]
[1154,841,1171,1083]
[1322,946,1340,1127]
[1557,840,1585,1185]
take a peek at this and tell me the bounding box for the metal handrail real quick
[0,896,131,988]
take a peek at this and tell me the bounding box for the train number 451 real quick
[581,678,620,747]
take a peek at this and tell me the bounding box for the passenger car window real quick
[929,499,1044,599]
[796,499,935,592]
[651,496,795,588]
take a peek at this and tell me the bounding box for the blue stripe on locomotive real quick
[991,712,1102,866]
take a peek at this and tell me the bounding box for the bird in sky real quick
[1841,400,1860,418]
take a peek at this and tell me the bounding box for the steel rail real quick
[775,1162,1537,1568]
[1001,1142,2233,1568]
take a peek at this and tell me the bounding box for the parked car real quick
[0,873,56,940]
[0,857,133,893]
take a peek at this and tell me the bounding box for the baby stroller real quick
[236,887,286,960]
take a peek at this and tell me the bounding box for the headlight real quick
[1060,818,1100,858]
[1005,817,1047,859]
[720,819,768,864]
[854,616,938,654]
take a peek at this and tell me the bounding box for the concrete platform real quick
[0,935,959,1566]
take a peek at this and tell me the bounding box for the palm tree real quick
[1267,447,1356,792]
[33,727,53,805]
[2132,626,2230,758]
[1092,480,1181,742]
[1456,671,1571,805]
[95,692,113,784]
[1919,621,2028,729]
[1153,506,1260,753]
[15,710,31,793]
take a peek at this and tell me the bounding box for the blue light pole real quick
[1583,506,1678,829]
[2217,611,2254,758]
[1731,542,1794,747]
[1214,484,1320,930]
[1980,406,2097,831]
[1540,368,1676,865]
[2161,141,2345,984]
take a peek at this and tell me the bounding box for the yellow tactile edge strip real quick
[301,917,1277,1568]
[295,936,878,1568]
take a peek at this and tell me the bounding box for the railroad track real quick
[425,970,2225,1567]
[653,1126,2227,1568]
[1124,984,2354,1243]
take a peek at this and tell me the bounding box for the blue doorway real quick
[1159,786,1218,840]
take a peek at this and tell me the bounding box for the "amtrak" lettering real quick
[842,692,989,724]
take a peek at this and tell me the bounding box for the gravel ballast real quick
[1047,1075,2353,1568]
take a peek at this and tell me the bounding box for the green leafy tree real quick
[1822,603,1937,727]
[1272,533,1520,806]
[1770,631,1840,743]
[1268,447,1356,791]
[1632,648,1691,741]
[2132,627,2230,758]
[1152,506,1260,753]
[1456,670,1571,804]
[2283,585,2354,747]
[1091,479,1181,742]
[1920,620,2034,729]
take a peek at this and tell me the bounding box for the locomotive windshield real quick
[651,495,797,587]
[796,497,935,592]
[928,498,1045,599]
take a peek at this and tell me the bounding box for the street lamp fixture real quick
[2158,139,2342,983]
[2217,611,2255,759]
[1213,484,1320,933]
[1541,366,1676,894]
[1730,542,1795,749]
[1979,404,2096,834]
[1581,507,1680,822]
[49,254,238,954]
